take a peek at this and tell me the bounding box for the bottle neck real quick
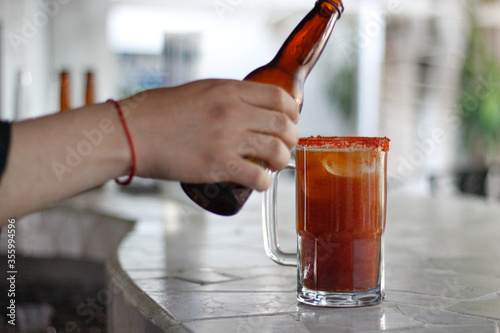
[273,0,343,80]
[85,72,95,105]
[60,72,71,111]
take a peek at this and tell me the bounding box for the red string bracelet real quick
[108,99,136,186]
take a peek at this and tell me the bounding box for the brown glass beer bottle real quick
[59,70,71,111]
[181,0,344,216]
[85,70,95,105]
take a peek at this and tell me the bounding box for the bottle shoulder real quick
[245,65,304,87]
[244,65,304,108]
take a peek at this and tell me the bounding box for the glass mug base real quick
[297,286,385,308]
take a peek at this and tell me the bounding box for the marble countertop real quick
[82,179,500,333]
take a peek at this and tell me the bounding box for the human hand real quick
[122,79,300,191]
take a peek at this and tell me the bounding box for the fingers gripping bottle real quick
[181,0,344,216]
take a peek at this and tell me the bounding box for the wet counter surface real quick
[86,180,500,333]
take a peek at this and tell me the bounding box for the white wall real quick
[0,0,116,120]
[1,0,53,119]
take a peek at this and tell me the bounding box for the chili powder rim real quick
[297,136,390,152]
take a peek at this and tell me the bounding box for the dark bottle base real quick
[180,182,252,216]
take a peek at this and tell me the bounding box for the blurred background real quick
[0,0,499,199]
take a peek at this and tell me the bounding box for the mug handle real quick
[262,160,297,266]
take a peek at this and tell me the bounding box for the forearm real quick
[0,79,300,223]
[0,102,130,221]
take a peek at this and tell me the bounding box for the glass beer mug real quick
[263,136,390,307]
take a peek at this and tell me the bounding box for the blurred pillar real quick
[356,0,386,136]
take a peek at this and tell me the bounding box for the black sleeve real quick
[0,121,12,180]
